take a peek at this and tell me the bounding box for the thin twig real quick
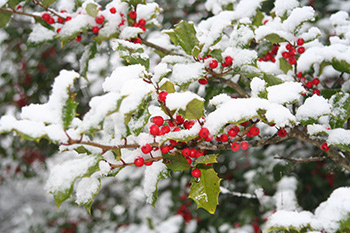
[32,0,64,18]
[0,7,41,19]
[142,39,182,56]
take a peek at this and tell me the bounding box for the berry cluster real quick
[259,43,280,63]
[281,38,305,65]
[197,55,233,85]
[296,72,321,96]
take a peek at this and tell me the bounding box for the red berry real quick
[297,72,303,78]
[58,17,64,23]
[92,26,99,34]
[169,140,177,146]
[289,48,296,56]
[240,121,249,127]
[224,56,233,66]
[231,142,240,152]
[133,38,142,44]
[184,120,195,130]
[138,18,146,26]
[277,128,287,137]
[297,46,305,54]
[282,52,290,59]
[151,116,164,126]
[168,121,175,127]
[56,28,61,34]
[228,128,238,137]
[186,158,192,165]
[209,59,218,69]
[48,17,55,24]
[65,16,72,21]
[95,15,105,24]
[132,22,139,27]
[129,10,137,19]
[158,91,168,102]
[134,157,144,167]
[286,43,292,50]
[161,146,171,154]
[249,126,260,136]
[313,88,320,95]
[240,141,249,150]
[110,7,116,14]
[76,35,82,42]
[191,168,201,178]
[176,115,184,124]
[190,148,198,158]
[199,128,210,139]
[145,161,153,166]
[182,148,190,157]
[312,78,320,85]
[321,142,330,151]
[161,125,170,134]
[141,144,152,154]
[198,77,208,85]
[306,81,313,88]
[205,136,213,142]
[220,134,229,142]
[297,38,305,46]
[149,124,160,136]
[42,13,50,22]
[288,57,296,65]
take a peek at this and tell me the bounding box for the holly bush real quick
[1,0,350,232]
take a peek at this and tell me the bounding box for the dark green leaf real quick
[329,92,350,129]
[194,154,218,167]
[7,0,22,8]
[332,58,350,73]
[85,3,99,17]
[178,98,204,120]
[62,94,78,129]
[53,186,74,208]
[252,10,264,27]
[74,146,91,154]
[264,33,288,44]
[279,58,293,74]
[122,0,146,6]
[115,40,149,69]
[209,49,223,63]
[263,73,284,86]
[42,0,57,7]
[189,166,221,214]
[0,11,11,28]
[339,213,350,232]
[164,20,199,55]
[93,31,120,45]
[159,80,175,93]
[163,152,191,172]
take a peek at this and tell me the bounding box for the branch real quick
[274,156,328,164]
[32,0,63,18]
[215,76,250,98]
[141,39,182,56]
[0,7,41,19]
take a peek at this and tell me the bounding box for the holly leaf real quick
[115,39,149,69]
[159,80,175,93]
[7,0,22,8]
[163,152,191,172]
[164,20,199,55]
[151,169,170,207]
[194,154,218,167]
[125,104,151,136]
[263,73,284,86]
[0,11,11,28]
[279,58,293,74]
[85,3,99,17]
[264,33,288,44]
[189,166,221,214]
[252,10,264,27]
[210,49,223,63]
[178,98,204,120]
[122,0,146,6]
[94,31,120,45]
[79,42,98,80]
[42,0,57,7]
[62,93,78,130]
[329,92,350,129]
[74,146,91,155]
[332,58,350,74]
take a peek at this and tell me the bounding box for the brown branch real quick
[0,7,41,19]
[274,156,328,164]
[215,76,250,98]
[141,39,182,56]
[32,0,64,18]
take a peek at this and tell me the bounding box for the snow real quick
[209,93,232,107]
[75,176,100,205]
[229,24,254,48]
[283,7,315,32]
[59,14,95,38]
[136,2,160,21]
[28,24,56,43]
[143,161,167,204]
[166,92,204,111]
[272,0,299,17]
[223,48,258,67]
[205,0,238,14]
[170,63,205,85]
[307,124,328,136]
[119,27,144,39]
[0,0,6,8]
[267,82,305,104]
[99,160,111,175]
[250,78,266,98]
[296,95,331,122]
[265,210,314,230]
[45,154,99,194]
[327,128,350,146]
[274,177,298,211]
[152,63,171,83]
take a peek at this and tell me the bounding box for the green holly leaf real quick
[263,73,284,86]
[192,45,202,58]
[94,31,120,45]
[329,92,350,129]
[209,49,223,63]
[164,20,199,55]
[62,93,78,130]
[252,10,264,27]
[332,58,350,74]
[334,143,350,152]
[7,0,22,8]
[115,39,149,69]
[264,33,288,44]
[122,0,146,6]
[82,178,102,214]
[85,3,99,17]
[163,152,191,172]
[279,58,293,74]
[151,169,170,207]
[159,80,175,93]
[0,11,11,28]
[189,166,221,214]
[125,104,151,136]
[74,146,91,155]
[339,213,350,232]
[194,154,218,167]
[178,98,204,120]
[42,0,57,7]
[53,186,74,208]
